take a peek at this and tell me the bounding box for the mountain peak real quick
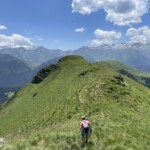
[58,55,88,64]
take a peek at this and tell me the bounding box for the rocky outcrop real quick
[32,64,59,84]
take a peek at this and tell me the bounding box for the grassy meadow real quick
[0,56,150,150]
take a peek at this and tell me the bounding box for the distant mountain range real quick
[72,43,150,72]
[0,47,64,65]
[0,42,150,72]
[0,42,150,103]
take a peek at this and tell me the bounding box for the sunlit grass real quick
[0,56,150,149]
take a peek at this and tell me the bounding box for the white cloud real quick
[126,26,150,43]
[72,0,149,25]
[105,0,149,25]
[0,25,7,30]
[72,0,104,15]
[0,34,34,48]
[91,29,122,46]
[75,27,85,32]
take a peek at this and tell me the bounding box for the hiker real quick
[80,116,92,145]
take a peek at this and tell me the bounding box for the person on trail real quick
[80,116,92,145]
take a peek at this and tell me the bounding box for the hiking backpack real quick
[82,120,89,128]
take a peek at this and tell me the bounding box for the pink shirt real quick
[80,119,90,130]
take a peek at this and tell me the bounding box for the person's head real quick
[82,116,86,120]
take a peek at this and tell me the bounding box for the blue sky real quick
[0,0,150,50]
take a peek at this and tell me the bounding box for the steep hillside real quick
[0,53,32,87]
[102,61,150,88]
[0,54,34,103]
[0,56,150,150]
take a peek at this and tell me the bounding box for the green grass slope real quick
[102,61,150,88]
[0,56,150,150]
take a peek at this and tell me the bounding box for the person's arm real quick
[80,122,83,131]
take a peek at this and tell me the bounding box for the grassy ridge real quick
[0,56,150,149]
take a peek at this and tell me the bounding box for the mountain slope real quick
[0,87,17,104]
[101,61,150,88]
[0,54,34,103]
[0,53,32,87]
[33,57,61,75]
[0,56,150,149]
